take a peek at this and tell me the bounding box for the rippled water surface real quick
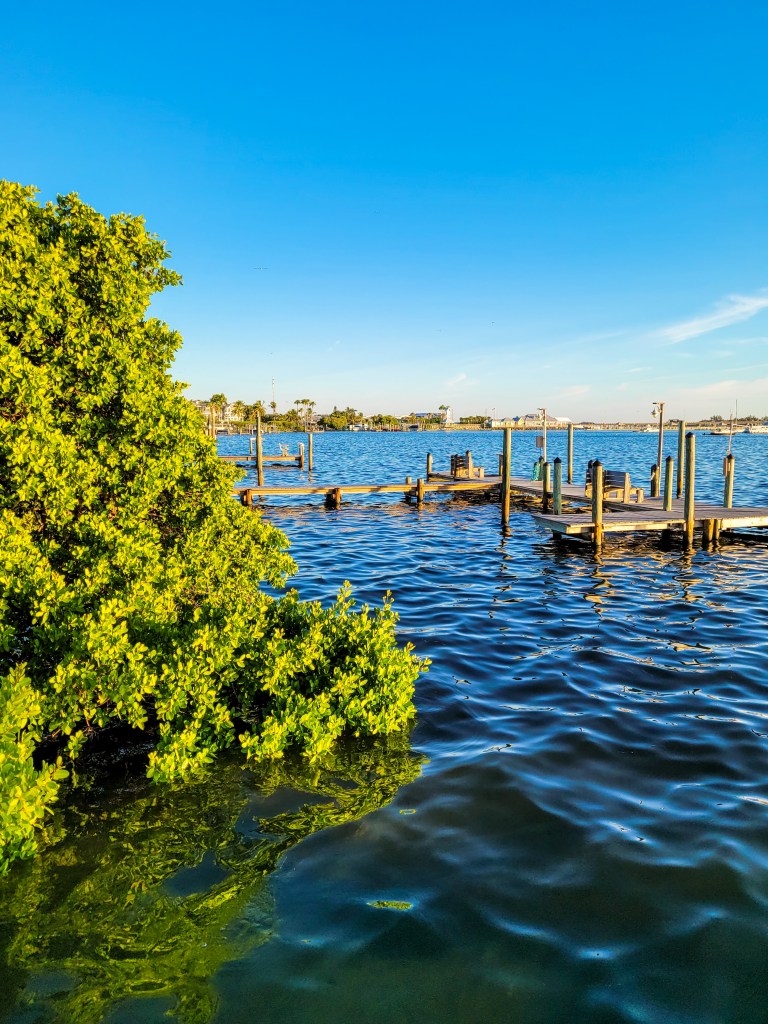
[3,430,768,1024]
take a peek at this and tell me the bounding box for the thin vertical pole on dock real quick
[308,431,314,471]
[256,413,264,486]
[298,443,306,469]
[723,453,735,508]
[466,451,474,477]
[592,460,604,550]
[676,420,686,498]
[542,461,551,513]
[663,455,674,512]
[426,452,433,479]
[501,426,512,527]
[650,463,659,498]
[553,457,563,515]
[541,411,547,464]
[417,477,425,504]
[684,431,696,549]
[567,423,574,484]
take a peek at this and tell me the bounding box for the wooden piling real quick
[676,420,686,498]
[501,426,512,527]
[325,487,342,509]
[298,443,306,469]
[466,451,474,477]
[542,461,551,513]
[567,423,574,484]
[702,519,715,547]
[417,477,425,504]
[426,452,433,479]
[592,460,604,550]
[684,431,695,549]
[723,453,735,508]
[256,413,264,486]
[553,457,563,515]
[663,455,674,512]
[308,431,314,471]
[650,463,659,498]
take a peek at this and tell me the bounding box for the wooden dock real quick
[227,428,768,551]
[533,500,768,538]
[219,416,313,483]
[235,476,502,508]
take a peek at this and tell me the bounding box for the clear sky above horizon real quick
[3,1,767,421]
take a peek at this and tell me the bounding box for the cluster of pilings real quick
[246,414,314,485]
[526,431,736,550]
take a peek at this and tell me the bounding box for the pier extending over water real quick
[227,424,768,552]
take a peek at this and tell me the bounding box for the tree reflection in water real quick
[1,735,424,1024]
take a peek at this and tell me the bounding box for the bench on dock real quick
[450,454,485,479]
[585,462,644,504]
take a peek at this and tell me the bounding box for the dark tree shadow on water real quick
[0,735,424,1024]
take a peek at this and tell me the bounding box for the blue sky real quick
[3,1,767,420]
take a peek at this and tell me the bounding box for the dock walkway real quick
[533,499,768,537]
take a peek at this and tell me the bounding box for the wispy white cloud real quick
[559,384,589,397]
[629,366,649,373]
[661,291,768,344]
[676,375,768,401]
[444,372,469,388]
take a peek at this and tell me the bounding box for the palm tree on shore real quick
[209,393,227,434]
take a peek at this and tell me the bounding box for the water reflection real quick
[0,737,424,1024]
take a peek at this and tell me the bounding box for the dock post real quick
[723,453,735,508]
[426,452,433,479]
[417,477,426,504]
[650,463,659,498]
[298,443,306,469]
[553,457,563,514]
[567,423,574,484]
[592,460,604,550]
[676,420,686,498]
[308,431,314,471]
[501,426,512,527]
[684,431,696,549]
[542,461,551,513]
[256,413,265,486]
[466,451,474,477]
[324,487,342,509]
[663,455,674,512]
[702,519,715,547]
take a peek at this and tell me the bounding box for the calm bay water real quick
[3,429,768,1023]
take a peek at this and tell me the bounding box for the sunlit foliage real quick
[0,182,427,872]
